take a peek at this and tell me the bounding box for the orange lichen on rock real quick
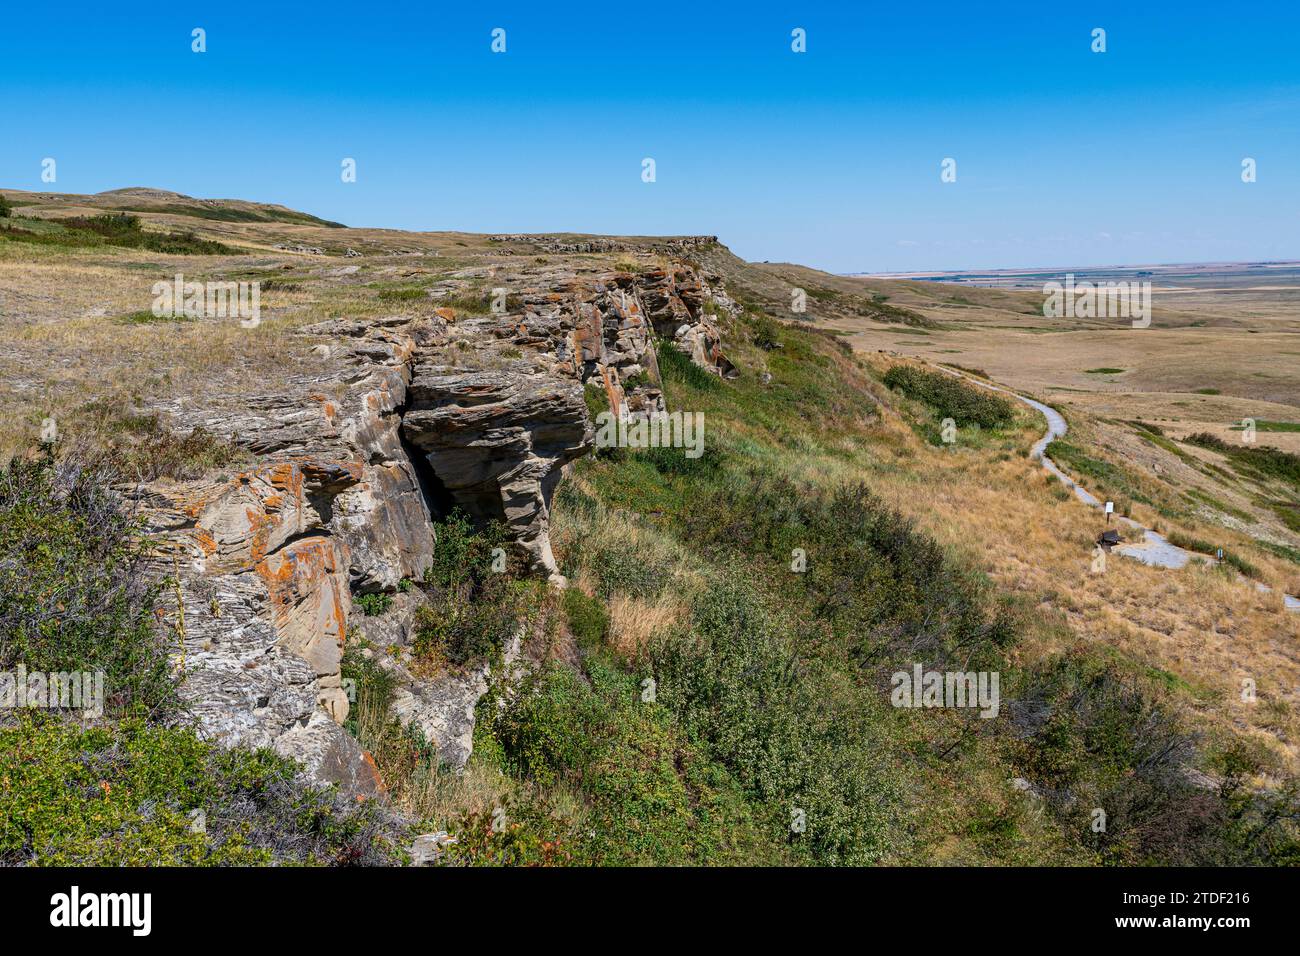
[600,365,623,418]
[256,536,351,711]
[192,528,218,556]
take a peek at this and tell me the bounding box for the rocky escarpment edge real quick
[137,262,739,797]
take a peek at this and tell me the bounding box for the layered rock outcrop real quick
[140,261,735,792]
[402,365,590,583]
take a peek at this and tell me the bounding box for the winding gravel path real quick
[932,365,1299,611]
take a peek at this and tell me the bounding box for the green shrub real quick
[414,510,537,666]
[882,364,1014,429]
[1165,532,1260,579]
[562,588,608,650]
[1127,420,1165,437]
[0,194,10,218]
[1185,432,1300,488]
[414,576,532,667]
[355,592,393,617]
[424,508,510,590]
[341,646,436,784]
[0,214,236,255]
[1010,651,1300,865]
[1274,503,1300,533]
[116,308,188,325]
[1045,439,1153,507]
[651,573,907,865]
[1184,432,1230,452]
[0,716,402,865]
[749,313,781,350]
[0,451,176,717]
[441,798,580,866]
[586,536,668,601]
[639,439,725,479]
[681,474,1013,670]
[491,659,782,865]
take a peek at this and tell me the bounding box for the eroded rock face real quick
[636,266,736,378]
[140,323,441,795]
[137,259,735,792]
[395,263,733,579]
[402,365,592,583]
[141,458,373,794]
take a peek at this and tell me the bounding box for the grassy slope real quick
[414,307,1300,866]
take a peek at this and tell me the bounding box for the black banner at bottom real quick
[0,865,1289,941]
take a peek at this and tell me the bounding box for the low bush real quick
[1010,651,1300,865]
[561,587,607,651]
[749,313,781,350]
[882,364,1014,429]
[341,647,437,787]
[0,214,236,255]
[651,573,908,864]
[639,439,725,479]
[489,657,783,865]
[0,716,402,865]
[355,592,393,617]
[1165,531,1261,579]
[1185,432,1300,488]
[681,473,1015,671]
[1045,439,1153,507]
[0,451,176,718]
[414,510,538,666]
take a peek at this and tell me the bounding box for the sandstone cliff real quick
[137,262,736,794]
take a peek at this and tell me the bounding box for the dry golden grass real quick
[850,355,1300,776]
[0,246,464,457]
[606,591,687,660]
[348,670,512,828]
[401,758,512,830]
[829,282,1300,545]
[0,190,708,461]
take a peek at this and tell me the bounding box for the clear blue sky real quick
[2,1,1296,272]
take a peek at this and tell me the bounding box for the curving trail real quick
[931,364,1300,612]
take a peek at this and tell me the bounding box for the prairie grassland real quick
[888,360,1297,778]
[803,263,1300,643]
[851,353,1300,779]
[0,189,684,460]
[0,239,307,448]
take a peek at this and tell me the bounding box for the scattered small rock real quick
[409,831,457,866]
